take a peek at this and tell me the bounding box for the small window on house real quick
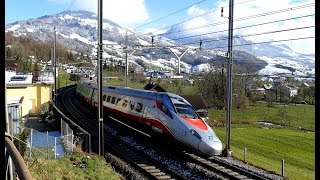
[135,103,143,113]
[111,96,116,104]
[106,95,111,102]
[103,95,107,101]
[129,101,135,110]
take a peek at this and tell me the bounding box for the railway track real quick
[58,87,282,180]
[59,87,184,179]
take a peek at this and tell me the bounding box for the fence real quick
[61,118,74,154]
[52,99,92,153]
[12,127,68,164]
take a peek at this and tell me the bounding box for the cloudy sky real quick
[5,0,314,54]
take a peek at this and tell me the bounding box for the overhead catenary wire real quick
[181,25,315,46]
[148,0,258,35]
[204,36,314,50]
[155,2,314,37]
[164,13,315,39]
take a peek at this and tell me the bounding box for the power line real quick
[171,14,314,41]
[156,2,314,37]
[134,0,209,30]
[149,0,259,35]
[205,36,314,49]
[162,13,314,38]
[181,25,315,45]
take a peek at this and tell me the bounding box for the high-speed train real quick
[76,81,222,156]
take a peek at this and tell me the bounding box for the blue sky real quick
[5,0,314,54]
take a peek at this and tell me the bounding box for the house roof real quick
[142,81,167,92]
[5,59,18,68]
[180,94,208,112]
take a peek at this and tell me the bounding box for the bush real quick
[69,74,80,81]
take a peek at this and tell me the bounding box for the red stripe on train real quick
[181,117,208,130]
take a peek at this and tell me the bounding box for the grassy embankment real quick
[29,151,122,179]
[208,102,315,180]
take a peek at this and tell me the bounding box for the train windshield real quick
[174,103,198,119]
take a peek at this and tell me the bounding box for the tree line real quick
[5,32,91,71]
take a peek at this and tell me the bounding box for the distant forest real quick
[5,32,90,66]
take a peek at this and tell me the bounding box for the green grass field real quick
[208,102,315,131]
[213,125,315,180]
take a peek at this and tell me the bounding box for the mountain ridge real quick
[5,10,314,76]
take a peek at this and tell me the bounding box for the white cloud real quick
[49,0,149,26]
[183,0,315,53]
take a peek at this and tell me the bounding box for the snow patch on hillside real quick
[259,64,291,75]
[7,24,21,31]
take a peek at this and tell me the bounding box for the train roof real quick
[78,81,191,105]
[78,81,166,99]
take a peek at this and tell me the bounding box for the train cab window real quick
[129,101,135,110]
[103,95,107,101]
[106,95,111,103]
[111,96,116,104]
[135,103,143,113]
[174,104,197,119]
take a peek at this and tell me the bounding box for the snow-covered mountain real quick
[163,23,315,76]
[5,10,314,76]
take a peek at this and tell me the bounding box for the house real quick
[283,85,299,97]
[273,77,288,87]
[6,70,54,134]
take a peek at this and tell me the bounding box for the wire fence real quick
[61,118,74,154]
[12,125,74,167]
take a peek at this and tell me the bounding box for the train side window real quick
[135,103,143,113]
[116,98,122,106]
[111,96,116,104]
[106,95,111,103]
[103,95,107,101]
[129,101,135,110]
[122,99,128,108]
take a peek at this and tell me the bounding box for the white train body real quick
[76,81,222,156]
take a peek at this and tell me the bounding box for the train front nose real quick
[199,140,223,156]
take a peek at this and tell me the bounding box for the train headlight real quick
[190,129,202,140]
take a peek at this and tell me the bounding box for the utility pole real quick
[58,57,60,89]
[53,27,57,106]
[224,0,234,157]
[97,0,104,156]
[51,48,53,101]
[125,31,128,87]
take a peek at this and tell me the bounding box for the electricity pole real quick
[54,27,57,106]
[97,0,104,156]
[125,31,128,87]
[225,0,234,157]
